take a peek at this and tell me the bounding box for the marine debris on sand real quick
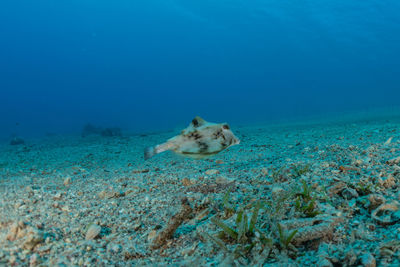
[151,197,193,250]
[1,114,400,265]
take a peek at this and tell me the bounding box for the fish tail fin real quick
[144,146,157,160]
[144,142,174,160]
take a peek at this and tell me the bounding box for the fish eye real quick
[222,124,230,130]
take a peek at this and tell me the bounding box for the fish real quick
[144,116,240,159]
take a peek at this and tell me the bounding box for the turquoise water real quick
[1,1,399,136]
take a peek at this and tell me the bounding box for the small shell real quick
[371,202,400,226]
[85,224,101,240]
[64,176,72,186]
[384,137,393,146]
[386,156,400,165]
[147,230,157,241]
[205,169,220,175]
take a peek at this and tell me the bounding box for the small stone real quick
[321,162,330,168]
[133,223,141,231]
[317,257,333,267]
[345,250,358,266]
[25,185,33,193]
[98,190,110,199]
[380,248,394,257]
[354,159,363,167]
[368,194,385,211]
[367,224,375,231]
[378,175,395,189]
[7,223,19,241]
[215,176,230,184]
[181,178,191,186]
[29,253,41,266]
[328,182,347,196]
[132,169,149,174]
[271,186,284,198]
[98,191,106,199]
[14,201,23,209]
[360,253,376,267]
[341,188,359,200]
[53,192,62,200]
[61,206,71,212]
[9,255,17,265]
[108,243,122,253]
[64,176,72,186]
[261,168,269,176]
[387,156,400,165]
[18,221,26,228]
[23,228,44,250]
[205,169,220,175]
[372,201,400,225]
[85,224,101,240]
[148,230,157,241]
[384,137,393,146]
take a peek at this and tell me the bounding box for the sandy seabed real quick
[1,113,400,266]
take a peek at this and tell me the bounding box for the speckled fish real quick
[144,116,240,159]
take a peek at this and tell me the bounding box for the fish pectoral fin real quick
[190,116,207,128]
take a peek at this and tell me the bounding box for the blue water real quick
[1,0,400,138]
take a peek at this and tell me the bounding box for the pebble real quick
[7,223,19,241]
[261,168,269,176]
[368,194,385,210]
[9,255,17,265]
[29,253,41,266]
[341,188,359,200]
[147,230,157,241]
[107,243,122,254]
[23,228,44,250]
[378,175,395,189]
[360,253,376,267]
[53,192,62,200]
[215,176,230,184]
[271,186,284,198]
[387,156,400,165]
[317,257,333,267]
[205,169,220,175]
[64,176,72,186]
[85,224,102,240]
[181,178,192,186]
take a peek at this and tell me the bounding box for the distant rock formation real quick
[100,127,122,137]
[82,124,122,138]
[10,136,25,146]
[81,124,102,137]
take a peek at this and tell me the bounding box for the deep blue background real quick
[1,0,400,137]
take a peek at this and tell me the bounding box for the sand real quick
[1,113,400,266]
